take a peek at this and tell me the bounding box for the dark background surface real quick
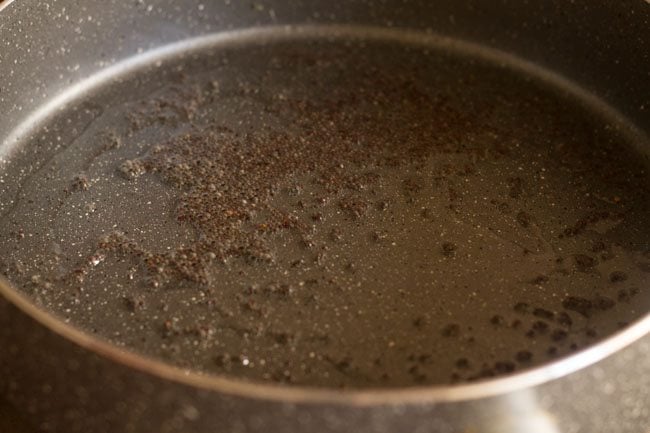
[0,397,34,432]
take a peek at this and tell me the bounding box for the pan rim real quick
[0,0,15,13]
[1,23,648,406]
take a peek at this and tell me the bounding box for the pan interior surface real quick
[0,27,648,389]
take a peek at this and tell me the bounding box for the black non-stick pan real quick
[0,1,648,432]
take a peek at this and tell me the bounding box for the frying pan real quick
[0,0,649,432]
